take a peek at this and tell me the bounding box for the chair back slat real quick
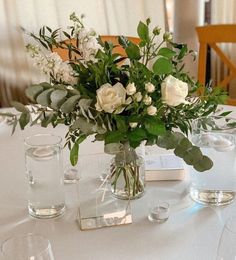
[196,24,236,104]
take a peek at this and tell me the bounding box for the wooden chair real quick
[53,35,140,61]
[196,24,236,105]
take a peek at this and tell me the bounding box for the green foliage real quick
[153,57,173,75]
[6,14,228,172]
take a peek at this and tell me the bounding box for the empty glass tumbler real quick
[190,116,236,206]
[25,134,65,218]
[1,233,55,260]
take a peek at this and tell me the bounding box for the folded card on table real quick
[145,154,185,181]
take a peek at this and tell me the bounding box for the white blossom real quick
[145,82,155,93]
[129,122,138,128]
[27,47,77,85]
[126,83,136,95]
[95,82,126,113]
[134,92,142,102]
[163,32,173,42]
[161,75,188,106]
[147,105,157,116]
[143,95,152,105]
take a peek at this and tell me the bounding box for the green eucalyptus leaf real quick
[19,112,30,130]
[50,89,68,109]
[40,82,52,89]
[193,155,213,172]
[71,117,97,134]
[153,57,173,75]
[25,85,44,102]
[183,146,203,165]
[11,101,29,113]
[174,138,192,158]
[60,95,80,113]
[78,99,92,110]
[36,89,53,107]
[41,113,54,127]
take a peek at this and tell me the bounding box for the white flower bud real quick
[126,83,137,95]
[143,95,152,105]
[145,82,155,93]
[147,105,157,116]
[134,92,142,102]
[163,32,173,42]
[129,122,138,128]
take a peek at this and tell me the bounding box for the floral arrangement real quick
[9,13,227,182]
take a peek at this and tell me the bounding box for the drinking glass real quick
[216,216,236,259]
[1,233,55,260]
[190,116,236,206]
[25,134,65,218]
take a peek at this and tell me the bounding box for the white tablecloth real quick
[1,105,236,260]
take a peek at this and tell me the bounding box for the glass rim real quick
[191,115,236,131]
[1,233,51,256]
[24,133,62,147]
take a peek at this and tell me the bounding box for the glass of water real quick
[1,233,55,260]
[217,216,236,259]
[25,134,65,218]
[190,116,236,206]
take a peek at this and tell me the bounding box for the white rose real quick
[145,82,155,93]
[143,95,152,105]
[147,105,157,116]
[134,92,142,102]
[126,83,136,95]
[95,82,126,113]
[129,122,138,128]
[161,75,188,106]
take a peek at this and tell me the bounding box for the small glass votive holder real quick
[1,233,55,260]
[148,201,170,223]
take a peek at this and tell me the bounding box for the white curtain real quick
[15,0,166,36]
[0,0,31,106]
[173,0,205,79]
[211,0,236,97]
[0,0,166,106]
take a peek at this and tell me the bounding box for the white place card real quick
[145,154,186,181]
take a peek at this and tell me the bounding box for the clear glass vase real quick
[190,116,236,206]
[110,142,145,200]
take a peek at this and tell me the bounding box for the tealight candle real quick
[148,201,170,223]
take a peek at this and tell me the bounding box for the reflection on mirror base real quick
[190,188,235,206]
